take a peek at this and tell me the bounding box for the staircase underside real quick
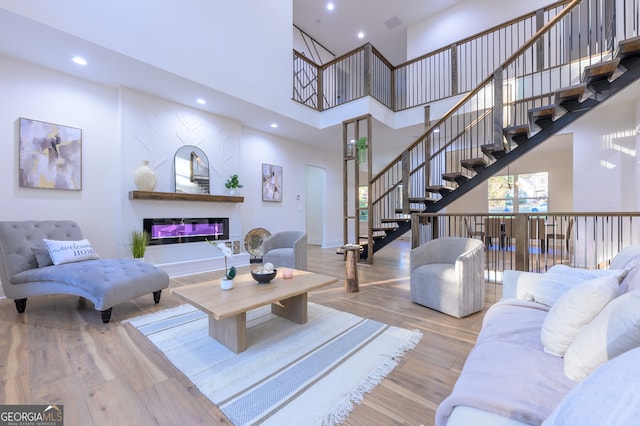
[367,37,640,257]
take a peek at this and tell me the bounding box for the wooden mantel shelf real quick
[129,191,244,203]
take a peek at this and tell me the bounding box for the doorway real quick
[305,165,325,246]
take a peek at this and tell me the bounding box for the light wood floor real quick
[0,239,501,425]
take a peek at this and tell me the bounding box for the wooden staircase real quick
[367,36,640,257]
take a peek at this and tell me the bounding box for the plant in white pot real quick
[208,240,236,290]
[224,174,243,195]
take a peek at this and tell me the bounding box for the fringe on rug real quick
[315,328,424,426]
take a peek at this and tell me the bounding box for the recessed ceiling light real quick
[72,56,87,66]
[433,128,440,133]
[196,98,206,105]
[270,123,278,128]
[327,2,334,11]
[357,32,365,39]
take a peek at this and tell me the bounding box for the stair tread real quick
[441,171,467,177]
[503,125,530,144]
[381,217,410,223]
[394,208,422,213]
[461,157,488,167]
[481,144,507,159]
[582,58,621,83]
[442,172,470,184]
[528,105,557,130]
[408,196,438,203]
[554,83,589,110]
[371,226,397,232]
[615,36,640,60]
[425,185,454,195]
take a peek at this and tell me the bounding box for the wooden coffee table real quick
[171,269,338,353]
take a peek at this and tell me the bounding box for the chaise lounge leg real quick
[101,308,112,324]
[153,290,162,304]
[14,298,27,313]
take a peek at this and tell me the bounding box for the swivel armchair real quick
[410,236,485,318]
[262,231,307,270]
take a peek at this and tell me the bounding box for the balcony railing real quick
[293,1,572,112]
[411,213,640,282]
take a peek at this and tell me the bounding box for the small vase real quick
[221,278,234,290]
[227,188,236,196]
[134,160,157,191]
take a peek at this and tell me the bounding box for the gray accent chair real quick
[0,220,170,323]
[262,231,307,270]
[410,236,485,318]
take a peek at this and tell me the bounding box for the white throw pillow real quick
[43,239,100,265]
[541,275,619,357]
[31,246,53,267]
[534,266,626,307]
[620,266,640,294]
[543,346,640,425]
[563,290,640,381]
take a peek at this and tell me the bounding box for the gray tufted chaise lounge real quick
[0,220,170,323]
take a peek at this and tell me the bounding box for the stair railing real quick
[369,0,640,255]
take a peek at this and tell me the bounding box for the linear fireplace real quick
[143,217,229,245]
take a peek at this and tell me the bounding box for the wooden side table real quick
[341,245,361,293]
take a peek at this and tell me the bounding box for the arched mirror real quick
[174,145,210,194]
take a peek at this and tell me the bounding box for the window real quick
[488,172,548,213]
[358,186,368,221]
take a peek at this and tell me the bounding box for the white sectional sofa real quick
[436,245,640,426]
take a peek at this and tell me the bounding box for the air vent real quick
[384,16,402,31]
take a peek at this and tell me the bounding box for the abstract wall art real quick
[262,163,282,202]
[18,118,82,190]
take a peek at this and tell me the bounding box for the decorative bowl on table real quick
[251,268,277,284]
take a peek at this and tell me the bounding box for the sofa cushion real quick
[531,266,626,307]
[262,247,295,269]
[563,290,640,381]
[43,238,100,265]
[541,275,619,357]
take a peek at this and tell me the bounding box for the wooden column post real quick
[342,245,360,293]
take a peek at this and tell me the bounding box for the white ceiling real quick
[1,2,458,171]
[292,0,468,65]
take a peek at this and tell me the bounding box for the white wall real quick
[240,128,343,248]
[568,98,640,212]
[0,55,121,257]
[407,0,550,58]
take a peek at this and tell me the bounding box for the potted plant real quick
[225,174,243,195]
[130,230,149,259]
[356,137,368,164]
[207,240,236,290]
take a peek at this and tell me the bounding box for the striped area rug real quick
[125,302,422,425]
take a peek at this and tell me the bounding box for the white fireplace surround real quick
[145,240,250,278]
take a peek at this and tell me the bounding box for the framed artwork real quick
[18,118,82,190]
[262,163,282,202]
